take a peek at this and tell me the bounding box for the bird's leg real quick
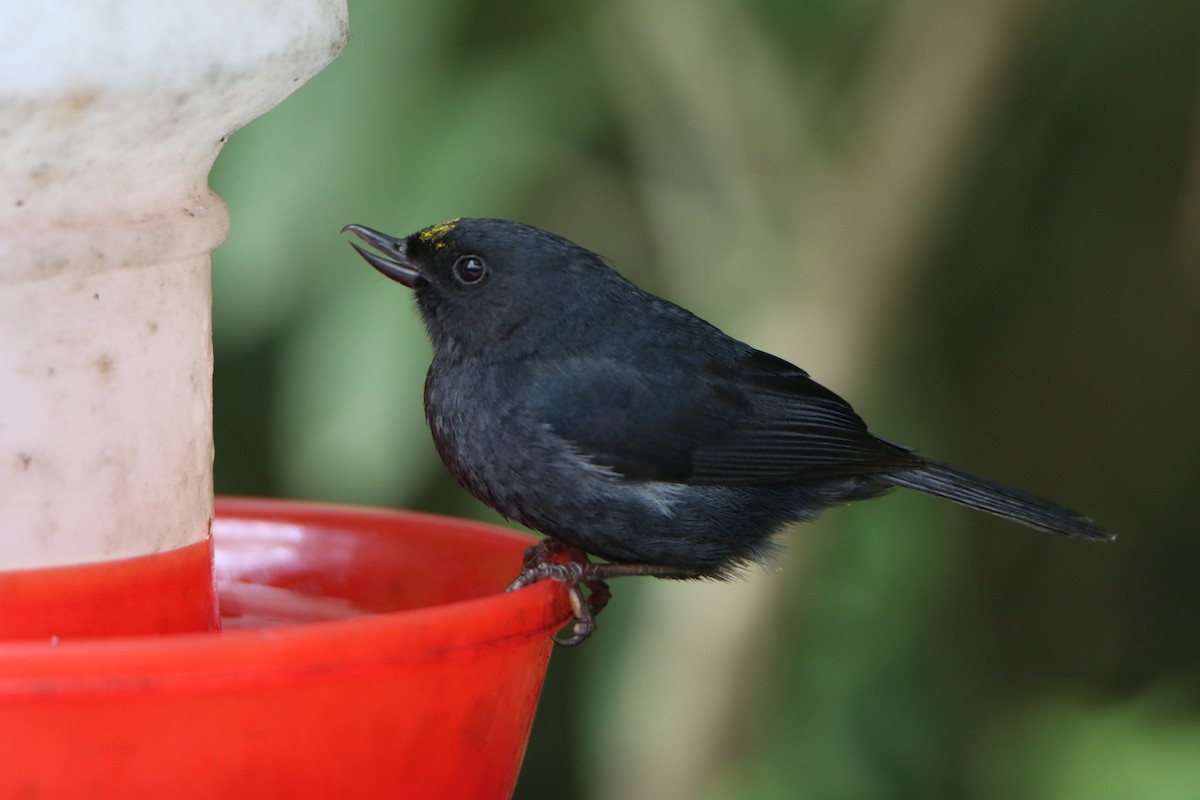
[506,538,703,646]
[507,539,610,644]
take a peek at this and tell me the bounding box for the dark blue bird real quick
[345,217,1111,644]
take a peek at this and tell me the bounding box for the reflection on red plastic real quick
[0,537,218,640]
[0,498,570,799]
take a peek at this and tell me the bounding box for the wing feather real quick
[529,348,918,485]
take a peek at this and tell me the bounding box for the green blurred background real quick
[210,0,1200,797]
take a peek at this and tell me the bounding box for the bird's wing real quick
[528,348,919,485]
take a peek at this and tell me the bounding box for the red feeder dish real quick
[0,498,569,799]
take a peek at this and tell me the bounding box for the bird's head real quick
[344,217,635,358]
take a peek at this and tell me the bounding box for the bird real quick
[344,217,1112,644]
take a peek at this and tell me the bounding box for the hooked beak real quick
[342,224,423,288]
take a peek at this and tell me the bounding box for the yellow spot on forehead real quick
[417,217,461,250]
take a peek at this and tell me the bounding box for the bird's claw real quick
[506,540,612,646]
[506,539,702,645]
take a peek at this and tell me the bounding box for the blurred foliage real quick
[210,0,1200,797]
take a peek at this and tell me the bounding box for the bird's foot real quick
[507,540,611,646]
[506,539,704,646]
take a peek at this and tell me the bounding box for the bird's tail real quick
[882,460,1113,541]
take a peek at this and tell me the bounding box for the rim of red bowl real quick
[0,497,569,689]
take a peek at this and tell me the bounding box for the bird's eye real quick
[454,255,487,284]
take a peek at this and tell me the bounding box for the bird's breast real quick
[424,359,550,512]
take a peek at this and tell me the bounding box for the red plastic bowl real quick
[0,498,569,798]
